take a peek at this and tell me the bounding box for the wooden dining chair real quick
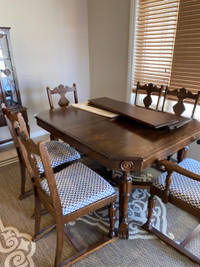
[143,157,200,265]
[47,83,78,110]
[1,104,81,200]
[46,83,78,141]
[17,128,117,267]
[129,82,164,189]
[134,82,164,110]
[162,87,200,162]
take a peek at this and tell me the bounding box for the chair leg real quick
[32,193,41,241]
[60,202,118,266]
[111,170,119,179]
[143,194,200,265]
[108,202,116,238]
[32,191,57,242]
[55,222,64,267]
[177,146,188,163]
[146,194,156,230]
[17,151,33,200]
[31,208,48,219]
[18,158,26,199]
[167,155,172,161]
[50,133,58,141]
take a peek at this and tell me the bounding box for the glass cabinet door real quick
[0,27,21,107]
[0,27,28,145]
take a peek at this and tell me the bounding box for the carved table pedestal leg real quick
[119,161,133,239]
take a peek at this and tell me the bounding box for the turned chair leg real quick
[109,202,116,238]
[146,194,156,230]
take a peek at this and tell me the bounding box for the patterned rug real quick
[0,219,36,266]
[76,157,171,240]
[0,157,199,267]
[70,186,172,241]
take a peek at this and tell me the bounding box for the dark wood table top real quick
[36,106,200,172]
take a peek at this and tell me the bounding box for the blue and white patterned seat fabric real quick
[41,162,115,216]
[36,141,80,174]
[153,158,200,209]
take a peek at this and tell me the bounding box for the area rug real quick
[71,186,172,240]
[0,158,199,266]
[0,218,36,266]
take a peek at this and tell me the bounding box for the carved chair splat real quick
[162,87,200,118]
[162,87,200,162]
[134,82,164,110]
[47,83,78,110]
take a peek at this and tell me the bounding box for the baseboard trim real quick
[0,130,48,147]
[0,156,19,167]
[30,129,48,139]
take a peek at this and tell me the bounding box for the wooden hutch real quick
[0,27,28,144]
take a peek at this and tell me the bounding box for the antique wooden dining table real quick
[35,99,200,239]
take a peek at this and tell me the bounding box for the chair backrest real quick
[162,87,200,117]
[1,103,19,148]
[46,83,78,109]
[1,105,34,178]
[1,103,29,149]
[134,82,164,110]
[17,127,62,219]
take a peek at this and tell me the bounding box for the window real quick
[170,0,200,92]
[131,0,200,95]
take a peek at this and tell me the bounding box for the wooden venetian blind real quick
[134,0,179,87]
[169,0,200,93]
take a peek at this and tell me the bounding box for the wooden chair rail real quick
[159,159,200,182]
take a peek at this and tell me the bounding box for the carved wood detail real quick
[119,161,133,238]
[46,83,78,109]
[162,87,200,117]
[135,82,164,110]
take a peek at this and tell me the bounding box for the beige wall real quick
[88,0,130,101]
[1,0,199,161]
[0,0,90,141]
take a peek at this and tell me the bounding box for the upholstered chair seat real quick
[153,158,200,208]
[41,162,115,215]
[36,141,80,174]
